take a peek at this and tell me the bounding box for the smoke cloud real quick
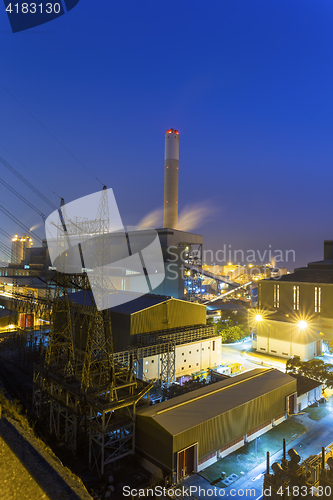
[137,208,163,229]
[177,202,216,232]
[137,202,216,231]
[30,223,42,232]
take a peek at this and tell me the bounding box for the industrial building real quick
[290,374,323,412]
[11,233,33,264]
[134,335,221,382]
[136,368,297,482]
[254,240,333,360]
[154,227,203,299]
[253,314,322,361]
[68,291,220,386]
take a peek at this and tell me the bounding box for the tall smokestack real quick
[163,128,179,229]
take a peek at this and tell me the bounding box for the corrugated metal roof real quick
[290,374,322,396]
[138,369,295,435]
[67,290,171,312]
[111,294,172,314]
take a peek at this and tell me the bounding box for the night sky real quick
[1,0,333,269]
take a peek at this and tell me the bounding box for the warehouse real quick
[136,368,297,482]
[109,293,206,350]
[68,291,208,351]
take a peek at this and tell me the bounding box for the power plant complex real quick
[0,128,323,500]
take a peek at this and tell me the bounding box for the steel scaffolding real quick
[31,188,153,476]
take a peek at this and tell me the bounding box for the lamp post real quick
[254,314,263,351]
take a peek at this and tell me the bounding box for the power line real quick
[0,83,105,187]
[0,241,27,264]
[0,156,57,211]
[0,177,47,220]
[0,227,12,240]
[0,198,44,236]
[0,204,43,243]
[0,143,62,201]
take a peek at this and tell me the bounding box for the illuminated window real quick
[145,361,149,365]
[297,286,299,310]
[274,284,280,308]
[258,283,261,308]
[145,369,148,373]
[293,286,299,311]
[315,287,318,312]
[319,287,321,313]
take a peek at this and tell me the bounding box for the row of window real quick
[269,284,322,313]
[181,342,216,356]
[181,363,199,370]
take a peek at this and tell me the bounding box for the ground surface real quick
[0,417,92,500]
[302,406,330,421]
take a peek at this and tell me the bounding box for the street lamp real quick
[298,320,307,329]
[255,314,263,322]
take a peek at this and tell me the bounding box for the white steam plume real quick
[137,208,163,229]
[177,202,216,232]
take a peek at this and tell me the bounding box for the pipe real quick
[267,451,270,474]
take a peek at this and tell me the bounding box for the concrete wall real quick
[175,337,221,377]
[256,335,321,361]
[258,280,333,342]
[135,336,221,382]
[297,386,322,411]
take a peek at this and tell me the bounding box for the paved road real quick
[221,339,287,373]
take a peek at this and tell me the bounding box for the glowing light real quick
[298,320,307,329]
[255,314,263,322]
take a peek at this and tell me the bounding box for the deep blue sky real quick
[1,0,333,268]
